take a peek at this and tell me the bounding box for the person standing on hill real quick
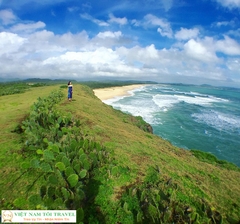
[67,81,73,101]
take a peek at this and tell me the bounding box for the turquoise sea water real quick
[104,84,240,167]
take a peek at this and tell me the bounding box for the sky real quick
[0,0,240,87]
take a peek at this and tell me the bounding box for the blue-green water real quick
[104,84,240,167]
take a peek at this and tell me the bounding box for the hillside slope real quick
[0,84,239,223]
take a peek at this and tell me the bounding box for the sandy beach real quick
[93,84,144,101]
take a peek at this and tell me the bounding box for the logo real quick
[1,210,76,223]
[2,210,13,223]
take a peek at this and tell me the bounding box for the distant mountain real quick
[0,78,21,83]
[23,78,76,83]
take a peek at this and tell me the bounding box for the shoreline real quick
[93,84,145,101]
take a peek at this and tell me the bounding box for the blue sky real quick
[0,0,240,87]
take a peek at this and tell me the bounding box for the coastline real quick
[93,84,145,101]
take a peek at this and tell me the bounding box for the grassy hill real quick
[0,83,239,223]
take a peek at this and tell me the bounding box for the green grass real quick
[191,149,240,171]
[0,81,48,96]
[0,83,240,223]
[0,85,61,204]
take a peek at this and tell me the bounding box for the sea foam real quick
[192,110,240,132]
[105,84,240,166]
[152,94,225,111]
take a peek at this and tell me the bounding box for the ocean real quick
[103,84,240,167]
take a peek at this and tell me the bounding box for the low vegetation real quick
[0,82,239,223]
[191,149,240,171]
[0,82,47,96]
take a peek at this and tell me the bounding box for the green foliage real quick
[79,169,87,179]
[28,194,42,206]
[9,88,236,223]
[14,90,117,221]
[60,85,67,89]
[21,90,66,148]
[0,81,47,96]
[132,116,153,133]
[48,174,58,185]
[191,149,240,171]
[77,208,84,223]
[116,166,223,223]
[13,197,28,209]
[21,161,31,169]
[0,82,30,96]
[67,174,79,188]
[55,162,66,171]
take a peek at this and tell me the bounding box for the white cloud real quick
[131,19,140,26]
[226,58,240,71]
[1,0,66,10]
[211,18,238,28]
[55,31,89,51]
[175,28,200,40]
[157,27,172,38]
[108,13,128,25]
[215,21,232,27]
[216,21,229,27]
[92,31,132,49]
[0,16,239,86]
[0,32,26,55]
[138,44,159,60]
[44,48,119,65]
[184,38,218,62]
[227,28,240,37]
[68,7,80,12]
[161,0,173,11]
[144,14,167,27]
[51,10,56,17]
[0,2,239,87]
[97,31,122,39]
[0,10,45,34]
[144,14,173,38]
[79,13,128,28]
[215,0,240,8]
[26,30,65,54]
[10,21,45,33]
[116,45,160,68]
[215,35,240,55]
[42,47,146,77]
[179,35,240,63]
[0,9,17,25]
[116,45,227,82]
[80,13,109,26]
